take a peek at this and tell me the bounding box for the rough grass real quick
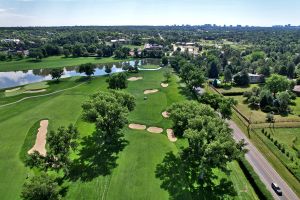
[0,56,130,72]
[230,95,300,124]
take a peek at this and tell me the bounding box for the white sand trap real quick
[129,123,146,130]
[167,129,177,142]
[162,111,170,118]
[5,87,21,93]
[144,89,159,94]
[23,89,46,94]
[127,77,143,81]
[147,127,163,134]
[28,120,49,156]
[161,83,169,88]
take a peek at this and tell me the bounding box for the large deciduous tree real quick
[107,72,128,89]
[265,74,290,96]
[79,63,96,77]
[21,173,61,200]
[50,68,64,82]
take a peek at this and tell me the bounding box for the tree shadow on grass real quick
[68,130,128,182]
[155,152,237,200]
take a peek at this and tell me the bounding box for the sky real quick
[0,0,299,27]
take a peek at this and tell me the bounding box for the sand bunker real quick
[127,77,143,81]
[147,127,163,134]
[144,89,159,94]
[167,129,177,142]
[162,111,170,118]
[28,120,49,156]
[5,87,21,93]
[129,123,146,130]
[23,89,46,93]
[161,83,169,88]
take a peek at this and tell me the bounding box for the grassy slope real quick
[0,70,258,200]
[0,56,130,72]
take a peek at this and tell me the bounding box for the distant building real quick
[293,85,300,96]
[248,73,264,83]
[110,39,129,44]
[144,43,163,50]
[1,39,20,44]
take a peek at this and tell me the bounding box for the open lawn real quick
[0,69,258,199]
[0,56,130,72]
[217,84,260,95]
[292,97,300,116]
[123,44,144,50]
[230,95,300,124]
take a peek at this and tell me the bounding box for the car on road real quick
[271,182,282,196]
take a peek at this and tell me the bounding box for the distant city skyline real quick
[0,0,299,27]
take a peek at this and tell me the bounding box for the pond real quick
[0,58,161,89]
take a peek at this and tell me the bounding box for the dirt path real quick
[0,82,85,108]
[144,89,158,94]
[28,120,49,156]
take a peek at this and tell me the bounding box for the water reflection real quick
[0,59,160,89]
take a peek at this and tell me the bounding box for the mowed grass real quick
[217,84,260,94]
[139,64,161,69]
[230,95,300,124]
[0,56,130,72]
[0,69,258,200]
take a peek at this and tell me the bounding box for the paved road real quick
[229,121,299,200]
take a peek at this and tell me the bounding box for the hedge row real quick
[238,157,273,200]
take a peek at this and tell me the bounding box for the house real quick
[248,73,264,83]
[293,85,300,96]
[144,43,163,50]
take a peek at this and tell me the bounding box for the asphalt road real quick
[229,121,299,200]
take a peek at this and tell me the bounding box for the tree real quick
[179,63,205,93]
[21,173,60,200]
[0,52,7,61]
[105,66,112,74]
[219,98,236,119]
[97,49,103,57]
[157,103,245,198]
[265,74,290,96]
[46,124,79,172]
[287,62,295,79]
[82,91,135,136]
[233,69,249,86]
[167,101,216,136]
[207,59,219,78]
[29,48,44,61]
[114,47,130,59]
[224,67,232,84]
[276,91,290,113]
[161,56,168,66]
[279,66,288,76]
[50,68,64,82]
[107,73,128,89]
[79,63,95,77]
[259,89,273,109]
[163,68,172,83]
[63,49,70,58]
[72,44,87,57]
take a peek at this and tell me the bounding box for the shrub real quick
[286,152,290,157]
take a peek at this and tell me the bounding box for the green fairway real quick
[0,56,130,72]
[0,69,258,200]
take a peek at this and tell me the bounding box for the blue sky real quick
[0,0,299,26]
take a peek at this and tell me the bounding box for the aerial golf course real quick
[0,67,258,200]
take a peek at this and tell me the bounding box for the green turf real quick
[0,69,258,200]
[23,82,49,91]
[0,56,131,72]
